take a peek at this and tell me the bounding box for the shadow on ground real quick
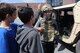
[57,39,75,52]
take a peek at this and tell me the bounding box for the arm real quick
[34,17,45,32]
[34,19,41,27]
[33,4,42,26]
[34,4,42,22]
[33,9,41,26]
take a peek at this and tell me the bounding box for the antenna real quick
[26,3,29,7]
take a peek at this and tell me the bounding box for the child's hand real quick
[36,27,45,32]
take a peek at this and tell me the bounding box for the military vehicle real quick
[52,1,80,47]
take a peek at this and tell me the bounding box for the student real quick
[0,3,19,53]
[16,6,44,53]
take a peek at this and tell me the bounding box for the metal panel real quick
[53,3,76,10]
[73,1,80,23]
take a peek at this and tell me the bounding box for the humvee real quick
[52,1,80,46]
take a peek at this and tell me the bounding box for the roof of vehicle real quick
[53,3,76,10]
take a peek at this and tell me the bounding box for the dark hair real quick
[18,6,34,24]
[0,3,16,21]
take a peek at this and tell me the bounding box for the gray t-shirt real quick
[15,25,44,53]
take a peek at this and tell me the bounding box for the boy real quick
[0,3,19,53]
[16,6,44,53]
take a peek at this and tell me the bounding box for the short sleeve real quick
[0,29,9,53]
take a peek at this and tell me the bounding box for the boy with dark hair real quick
[18,7,34,24]
[16,6,44,53]
[0,3,19,53]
